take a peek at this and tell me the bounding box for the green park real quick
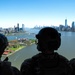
[3,38,35,55]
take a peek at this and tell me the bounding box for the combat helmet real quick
[0,33,8,56]
[35,27,61,51]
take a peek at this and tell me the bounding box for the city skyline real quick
[0,0,75,28]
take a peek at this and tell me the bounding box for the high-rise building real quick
[17,23,19,31]
[72,21,75,31]
[22,24,25,31]
[65,19,68,27]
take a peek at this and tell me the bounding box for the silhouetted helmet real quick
[0,33,8,56]
[35,27,61,51]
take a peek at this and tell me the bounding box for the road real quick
[2,44,39,70]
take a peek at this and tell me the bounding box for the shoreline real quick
[2,46,25,57]
[3,43,35,57]
[7,46,25,56]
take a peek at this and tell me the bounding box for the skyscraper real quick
[72,21,75,31]
[17,23,19,31]
[22,24,25,31]
[65,19,67,27]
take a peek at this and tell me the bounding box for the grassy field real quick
[3,39,35,55]
[8,45,25,51]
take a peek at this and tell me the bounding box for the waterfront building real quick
[17,23,19,31]
[22,24,25,31]
[71,21,75,31]
[65,19,68,28]
[59,25,65,31]
[0,27,2,31]
[14,26,18,32]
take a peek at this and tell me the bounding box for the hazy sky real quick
[0,0,75,28]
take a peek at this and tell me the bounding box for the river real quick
[6,28,75,60]
[2,28,75,69]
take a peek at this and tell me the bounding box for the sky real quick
[0,0,75,28]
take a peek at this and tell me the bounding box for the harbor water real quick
[3,28,75,69]
[6,28,75,60]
